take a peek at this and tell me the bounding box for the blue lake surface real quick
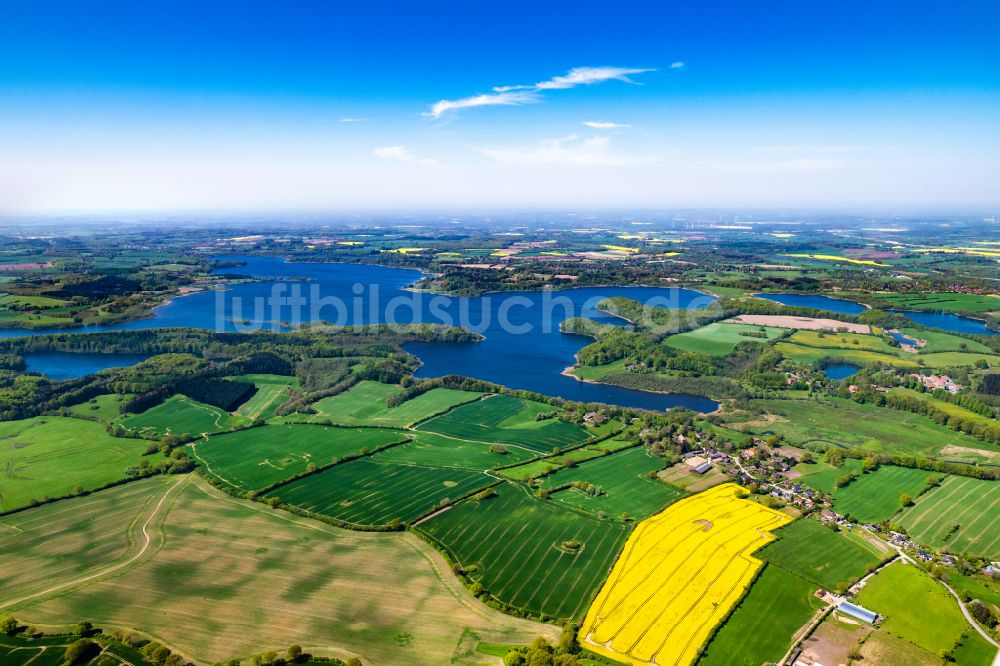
[823,363,860,380]
[890,331,919,346]
[753,293,868,315]
[0,257,721,412]
[886,310,998,336]
[25,352,152,380]
[755,292,997,335]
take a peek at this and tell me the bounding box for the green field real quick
[376,431,536,469]
[774,341,918,368]
[891,387,999,431]
[0,416,148,512]
[304,380,482,427]
[897,475,1000,558]
[697,565,823,666]
[793,459,864,494]
[830,466,934,522]
[231,374,298,421]
[899,328,994,354]
[665,322,787,356]
[0,476,554,665]
[949,630,998,666]
[417,395,590,453]
[740,397,1000,463]
[65,393,132,422]
[786,329,899,354]
[418,482,629,620]
[538,446,684,519]
[497,436,635,481]
[0,293,67,308]
[875,292,1000,313]
[264,458,490,526]
[120,394,249,437]
[759,518,885,591]
[855,562,967,655]
[193,424,408,491]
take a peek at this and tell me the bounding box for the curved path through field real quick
[0,475,188,611]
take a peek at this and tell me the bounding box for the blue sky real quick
[1,0,998,212]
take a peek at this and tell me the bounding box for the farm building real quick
[837,600,878,624]
[684,456,712,474]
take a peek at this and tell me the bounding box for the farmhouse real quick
[684,455,712,474]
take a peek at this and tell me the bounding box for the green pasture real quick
[418,482,629,620]
[496,436,634,481]
[65,393,133,422]
[376,431,536,470]
[665,322,787,356]
[875,292,1000,313]
[194,424,408,491]
[417,395,590,453]
[264,458,490,526]
[759,518,884,591]
[539,446,683,520]
[305,380,481,427]
[899,328,994,354]
[697,565,823,666]
[855,562,966,656]
[742,398,1000,463]
[897,475,1000,559]
[230,374,298,421]
[120,394,249,437]
[0,416,147,512]
[831,466,935,522]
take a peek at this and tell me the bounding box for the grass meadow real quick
[758,518,884,591]
[1,477,554,665]
[65,393,133,422]
[497,436,634,481]
[0,416,148,512]
[897,475,1000,559]
[855,562,966,656]
[742,397,1000,463]
[830,465,934,522]
[264,458,490,526]
[418,482,629,620]
[697,565,823,666]
[193,424,408,491]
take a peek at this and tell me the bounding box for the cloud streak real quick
[481,134,658,167]
[428,66,654,118]
[373,146,438,166]
[583,121,631,129]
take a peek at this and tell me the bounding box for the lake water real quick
[755,292,997,335]
[889,331,919,346]
[0,257,720,412]
[823,363,860,379]
[753,293,868,315]
[886,310,998,336]
[25,352,152,380]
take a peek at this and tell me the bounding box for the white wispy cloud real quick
[583,121,631,129]
[341,117,372,123]
[669,61,685,69]
[428,66,654,118]
[427,91,538,120]
[373,146,439,166]
[481,134,658,167]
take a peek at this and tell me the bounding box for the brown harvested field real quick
[728,314,870,334]
[797,613,872,666]
[0,475,556,665]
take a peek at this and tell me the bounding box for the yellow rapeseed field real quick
[783,253,888,266]
[580,483,790,666]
